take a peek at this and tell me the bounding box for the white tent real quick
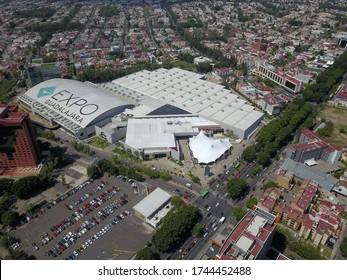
[189,131,232,164]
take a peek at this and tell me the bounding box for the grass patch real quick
[172,61,197,71]
[90,137,109,148]
[41,62,57,68]
[318,105,347,148]
[318,245,332,259]
[113,148,142,163]
[0,79,16,99]
[31,58,42,64]
[329,138,347,147]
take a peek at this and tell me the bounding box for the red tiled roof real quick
[217,208,276,260]
[283,74,301,85]
[302,214,314,229]
[301,128,341,151]
[317,220,334,235]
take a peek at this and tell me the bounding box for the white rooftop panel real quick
[189,99,215,113]
[133,188,171,218]
[189,131,232,164]
[208,106,237,122]
[235,236,254,253]
[199,102,225,117]
[229,99,246,109]
[240,104,256,112]
[172,92,195,104]
[183,95,205,107]
[247,216,267,236]
[125,81,146,90]
[233,110,264,129]
[223,110,249,126]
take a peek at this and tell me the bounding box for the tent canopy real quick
[189,131,232,164]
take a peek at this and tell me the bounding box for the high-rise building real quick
[0,104,41,170]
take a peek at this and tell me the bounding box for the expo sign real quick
[50,90,99,115]
[38,87,100,124]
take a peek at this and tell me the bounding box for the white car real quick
[207,207,211,212]
[215,203,220,207]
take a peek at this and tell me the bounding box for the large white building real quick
[109,104,221,160]
[104,68,264,139]
[18,79,133,139]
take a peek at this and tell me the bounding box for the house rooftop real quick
[216,207,277,260]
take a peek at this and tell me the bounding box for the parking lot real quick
[11,176,152,260]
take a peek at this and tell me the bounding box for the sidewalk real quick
[331,219,347,260]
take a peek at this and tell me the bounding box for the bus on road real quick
[234,162,241,169]
[201,190,209,198]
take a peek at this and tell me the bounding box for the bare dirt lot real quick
[318,105,347,148]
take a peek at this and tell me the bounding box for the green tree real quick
[12,176,42,199]
[159,171,172,181]
[1,211,20,227]
[87,165,101,179]
[242,145,257,162]
[196,62,212,73]
[82,144,91,154]
[97,159,117,175]
[171,196,185,209]
[143,168,160,179]
[0,196,16,219]
[256,151,271,166]
[227,178,248,200]
[135,247,160,260]
[192,223,204,237]
[317,121,334,137]
[262,181,280,190]
[178,53,194,63]
[231,206,247,221]
[249,166,261,178]
[246,197,258,209]
[99,6,120,17]
[152,205,201,252]
[0,178,14,196]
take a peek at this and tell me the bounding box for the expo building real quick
[105,68,264,139]
[18,79,133,139]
